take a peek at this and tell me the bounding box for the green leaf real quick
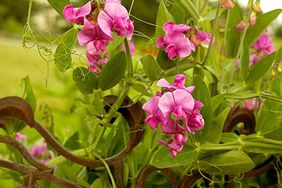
[124,38,133,75]
[55,28,77,72]
[193,69,212,143]
[140,55,163,81]
[246,52,276,85]
[64,132,80,150]
[245,9,282,47]
[151,144,198,168]
[47,0,70,15]
[209,108,230,143]
[241,47,249,81]
[98,51,126,90]
[20,76,36,111]
[156,1,174,39]
[199,150,255,175]
[224,91,259,100]
[156,50,175,70]
[73,67,97,94]
[225,4,243,58]
[221,132,239,143]
[104,35,124,55]
[131,82,152,97]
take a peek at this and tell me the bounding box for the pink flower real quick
[78,18,112,47]
[157,74,195,93]
[121,40,135,55]
[158,133,187,157]
[143,75,205,157]
[219,0,234,9]
[195,30,212,48]
[236,21,246,32]
[15,132,26,141]
[244,99,256,110]
[252,32,275,54]
[29,143,47,159]
[158,89,195,119]
[86,52,108,74]
[98,1,134,38]
[142,96,165,129]
[63,2,92,24]
[163,21,190,35]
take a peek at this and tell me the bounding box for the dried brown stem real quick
[0,135,52,171]
[0,159,83,188]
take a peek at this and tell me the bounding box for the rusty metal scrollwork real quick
[0,96,145,188]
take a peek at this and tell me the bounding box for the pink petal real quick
[98,11,114,37]
[157,78,171,88]
[158,92,175,117]
[142,96,160,115]
[174,74,186,87]
[172,90,194,112]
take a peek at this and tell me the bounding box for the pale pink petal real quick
[157,78,171,88]
[173,90,194,112]
[98,11,114,37]
[158,92,175,117]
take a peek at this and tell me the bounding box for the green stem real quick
[176,0,202,23]
[163,60,194,76]
[27,0,33,24]
[202,3,220,65]
[92,151,117,188]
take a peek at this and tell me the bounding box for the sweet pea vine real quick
[63,0,134,74]
[142,74,204,157]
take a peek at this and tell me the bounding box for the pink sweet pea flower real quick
[98,1,134,38]
[157,74,195,93]
[158,89,194,119]
[163,21,190,35]
[86,52,108,74]
[185,109,205,134]
[78,18,112,47]
[29,143,47,159]
[244,99,256,110]
[63,2,92,24]
[158,132,187,157]
[142,96,165,129]
[219,0,234,9]
[195,30,212,48]
[252,32,275,54]
[250,14,257,26]
[15,132,26,141]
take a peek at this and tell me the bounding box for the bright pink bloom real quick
[157,74,195,93]
[63,2,91,24]
[78,18,112,47]
[236,21,246,32]
[121,40,135,55]
[195,30,212,48]
[15,132,26,141]
[244,99,256,110]
[142,96,165,129]
[158,89,194,119]
[98,1,134,38]
[143,74,205,157]
[29,143,47,159]
[86,52,108,74]
[219,0,234,9]
[253,32,275,54]
[158,133,187,157]
[163,21,190,35]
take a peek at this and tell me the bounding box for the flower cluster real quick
[156,22,211,60]
[142,74,204,157]
[29,143,55,164]
[250,32,275,65]
[63,0,134,74]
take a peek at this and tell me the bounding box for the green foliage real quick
[73,67,98,94]
[98,51,126,90]
[151,144,198,168]
[245,9,282,47]
[140,55,163,81]
[246,52,276,85]
[55,28,77,72]
[155,1,174,39]
[199,150,255,175]
[47,0,70,15]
